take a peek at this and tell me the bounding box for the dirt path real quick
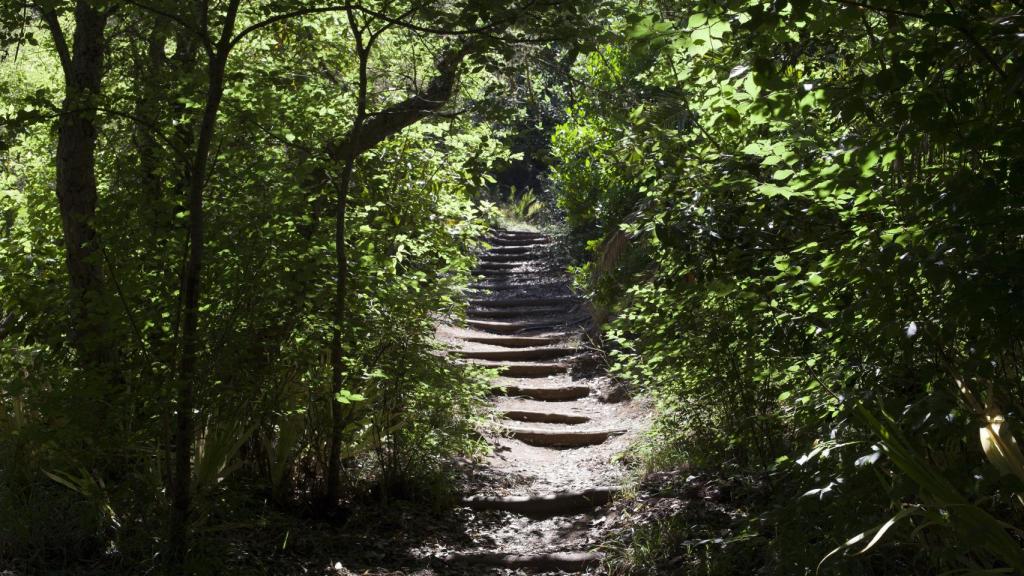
[435,228,651,574]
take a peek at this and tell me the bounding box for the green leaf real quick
[860,151,880,176]
[687,13,707,28]
[741,141,768,155]
[336,390,366,404]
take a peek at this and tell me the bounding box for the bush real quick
[553,3,1024,573]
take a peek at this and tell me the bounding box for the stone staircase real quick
[437,228,642,574]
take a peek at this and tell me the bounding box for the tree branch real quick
[326,40,473,161]
[35,6,71,75]
[353,0,545,37]
[831,0,925,19]
[123,0,211,51]
[230,4,353,49]
[366,4,416,49]
[941,0,1008,80]
[832,0,1012,84]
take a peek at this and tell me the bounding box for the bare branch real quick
[327,40,474,160]
[230,4,354,49]
[123,0,212,53]
[832,0,1011,82]
[353,2,523,36]
[34,6,71,76]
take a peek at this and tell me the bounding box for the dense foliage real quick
[552,1,1024,574]
[0,1,602,572]
[4,0,1024,574]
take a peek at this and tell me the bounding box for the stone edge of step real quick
[500,410,590,424]
[440,550,604,570]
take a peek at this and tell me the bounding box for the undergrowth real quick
[556,2,1024,574]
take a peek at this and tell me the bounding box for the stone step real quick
[443,551,603,571]
[492,383,591,401]
[476,260,529,270]
[472,269,559,278]
[479,252,542,263]
[485,237,552,247]
[505,427,626,448]
[501,410,590,424]
[462,335,565,348]
[468,290,576,303]
[468,306,569,320]
[466,319,559,334]
[494,228,545,233]
[457,347,574,362]
[486,243,549,254]
[471,271,525,280]
[461,487,619,516]
[467,297,577,309]
[474,361,568,378]
[473,266,559,276]
[491,229,547,239]
[470,279,567,288]
[469,281,568,292]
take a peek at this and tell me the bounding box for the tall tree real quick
[37,1,117,381]
[321,4,475,508]
[168,1,242,567]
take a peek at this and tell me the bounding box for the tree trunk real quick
[321,36,471,506]
[325,12,368,507]
[167,53,227,571]
[46,2,114,377]
[132,15,170,229]
[168,0,241,568]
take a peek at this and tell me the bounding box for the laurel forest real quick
[2,1,1023,575]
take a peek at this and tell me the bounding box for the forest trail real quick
[435,229,651,574]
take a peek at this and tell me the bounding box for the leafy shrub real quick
[0,17,508,571]
[553,2,1024,573]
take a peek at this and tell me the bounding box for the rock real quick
[596,377,630,403]
[570,350,605,378]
